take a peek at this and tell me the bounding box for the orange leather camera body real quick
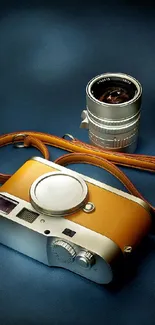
[0,157,152,284]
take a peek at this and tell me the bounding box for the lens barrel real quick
[80,73,142,153]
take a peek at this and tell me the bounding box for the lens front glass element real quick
[91,77,138,104]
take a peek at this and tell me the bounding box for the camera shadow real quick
[104,235,155,292]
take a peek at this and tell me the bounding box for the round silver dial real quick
[30,171,88,217]
[76,251,95,269]
[52,239,76,263]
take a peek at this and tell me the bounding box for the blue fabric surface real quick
[0,1,155,324]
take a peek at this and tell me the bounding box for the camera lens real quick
[91,77,137,104]
[80,73,142,153]
[99,87,130,104]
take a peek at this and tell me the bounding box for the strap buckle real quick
[12,133,29,148]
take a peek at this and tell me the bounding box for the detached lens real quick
[80,73,142,153]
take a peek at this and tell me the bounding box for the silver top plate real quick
[30,172,88,217]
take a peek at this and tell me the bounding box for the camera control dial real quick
[76,251,95,269]
[52,239,76,263]
[30,171,88,217]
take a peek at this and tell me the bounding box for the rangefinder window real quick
[0,195,18,214]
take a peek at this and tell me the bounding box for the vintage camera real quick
[0,157,152,284]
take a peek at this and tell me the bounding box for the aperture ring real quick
[87,108,141,127]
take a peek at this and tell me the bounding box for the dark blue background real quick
[0,1,155,324]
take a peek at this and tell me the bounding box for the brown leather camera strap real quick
[0,131,155,213]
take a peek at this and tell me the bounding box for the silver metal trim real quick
[0,194,18,215]
[124,246,132,254]
[76,251,95,269]
[30,171,88,217]
[83,202,95,213]
[87,107,140,126]
[62,134,75,141]
[87,108,140,132]
[31,156,151,214]
[12,133,29,148]
[86,72,142,107]
[51,239,77,261]
[82,73,142,153]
